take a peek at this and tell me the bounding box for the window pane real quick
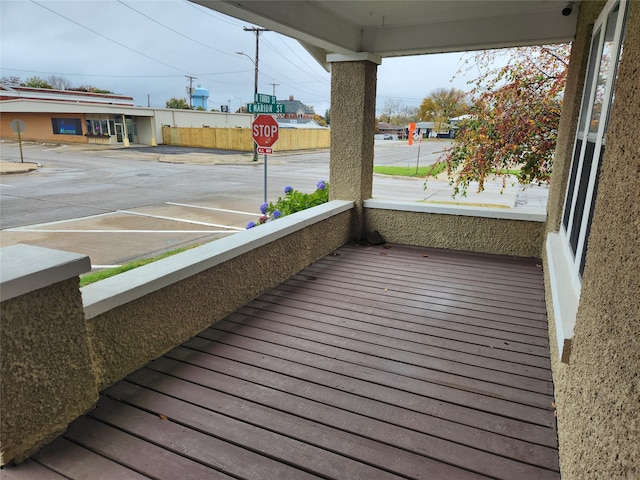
[51,118,83,135]
[589,5,620,135]
[578,32,602,136]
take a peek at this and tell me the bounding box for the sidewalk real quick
[0,161,40,174]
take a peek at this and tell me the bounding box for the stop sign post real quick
[251,115,279,202]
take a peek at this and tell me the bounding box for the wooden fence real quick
[161,126,330,151]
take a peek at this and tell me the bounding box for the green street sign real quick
[254,93,277,104]
[247,103,285,114]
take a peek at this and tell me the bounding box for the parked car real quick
[383,133,394,140]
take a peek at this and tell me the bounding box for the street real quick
[0,139,546,268]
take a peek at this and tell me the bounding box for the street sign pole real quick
[264,153,268,203]
[10,119,26,163]
[252,114,279,205]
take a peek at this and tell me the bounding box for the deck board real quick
[2,244,559,479]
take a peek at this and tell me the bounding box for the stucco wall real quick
[0,112,87,144]
[86,210,352,390]
[365,208,544,258]
[545,1,640,478]
[0,278,98,465]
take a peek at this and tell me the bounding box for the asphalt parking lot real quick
[0,140,547,270]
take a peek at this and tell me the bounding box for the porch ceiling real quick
[192,0,581,67]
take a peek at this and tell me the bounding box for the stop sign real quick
[252,114,279,148]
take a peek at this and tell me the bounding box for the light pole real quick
[238,26,266,161]
[228,96,242,113]
[236,50,259,161]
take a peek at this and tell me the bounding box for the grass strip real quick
[374,161,447,178]
[80,244,200,287]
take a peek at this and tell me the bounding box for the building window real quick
[548,0,628,362]
[51,118,83,135]
[562,0,628,282]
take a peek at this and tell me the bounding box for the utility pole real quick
[185,75,197,109]
[243,26,268,161]
[269,81,280,97]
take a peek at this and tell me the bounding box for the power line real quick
[116,0,238,59]
[30,0,194,76]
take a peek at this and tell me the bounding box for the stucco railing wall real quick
[162,126,330,151]
[364,199,546,258]
[82,201,353,390]
[0,201,353,465]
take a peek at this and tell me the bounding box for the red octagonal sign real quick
[252,114,279,148]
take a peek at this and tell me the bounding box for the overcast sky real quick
[1,0,476,116]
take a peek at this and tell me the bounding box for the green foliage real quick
[446,45,570,195]
[247,181,329,229]
[24,76,53,89]
[165,97,190,109]
[70,85,114,94]
[79,245,198,287]
[374,162,446,178]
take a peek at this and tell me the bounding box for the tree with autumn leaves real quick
[444,44,570,195]
[418,87,469,133]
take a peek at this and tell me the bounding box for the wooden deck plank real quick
[225,309,554,385]
[260,288,550,342]
[143,357,558,470]
[272,282,548,331]
[134,360,557,479]
[329,245,545,288]
[125,366,488,479]
[64,417,236,480]
[105,381,406,480]
[290,265,548,312]
[245,297,552,369]
[178,336,555,428]
[247,297,552,361]
[2,244,559,480]
[88,398,324,480]
[0,460,69,480]
[31,438,150,480]
[157,347,558,448]
[315,250,545,295]
[208,317,554,403]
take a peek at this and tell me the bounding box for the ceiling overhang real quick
[193,1,580,70]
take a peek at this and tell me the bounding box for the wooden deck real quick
[2,244,559,480]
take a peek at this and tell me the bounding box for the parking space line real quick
[5,212,116,231]
[165,202,257,216]
[117,210,245,230]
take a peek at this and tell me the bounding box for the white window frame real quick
[548,0,628,362]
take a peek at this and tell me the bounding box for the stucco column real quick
[327,53,380,240]
[0,245,97,465]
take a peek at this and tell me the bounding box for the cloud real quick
[1,0,473,115]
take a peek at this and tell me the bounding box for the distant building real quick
[276,95,323,127]
[0,83,250,146]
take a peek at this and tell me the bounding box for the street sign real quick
[247,103,285,114]
[254,93,277,104]
[252,115,279,148]
[257,147,273,154]
[10,119,25,134]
